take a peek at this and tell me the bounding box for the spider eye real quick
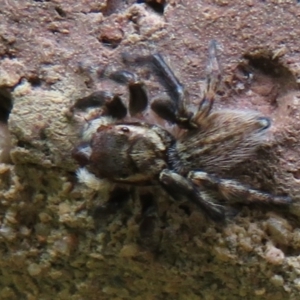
[121,127,130,133]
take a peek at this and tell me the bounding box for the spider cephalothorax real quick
[72,41,291,223]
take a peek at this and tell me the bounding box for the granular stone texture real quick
[1,1,300,299]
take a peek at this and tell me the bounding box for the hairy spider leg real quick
[140,41,221,129]
[151,54,185,108]
[121,51,193,127]
[92,187,132,227]
[193,40,222,124]
[149,54,193,128]
[189,171,292,205]
[138,191,158,239]
[159,169,226,222]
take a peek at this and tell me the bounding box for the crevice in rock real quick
[100,36,122,49]
[0,87,13,123]
[27,75,42,88]
[54,6,67,18]
[137,0,166,14]
[238,50,299,97]
[244,52,295,79]
[101,0,126,16]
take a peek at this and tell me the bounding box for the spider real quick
[71,41,291,224]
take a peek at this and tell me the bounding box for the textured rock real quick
[1,0,300,299]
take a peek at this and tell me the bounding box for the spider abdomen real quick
[171,109,271,174]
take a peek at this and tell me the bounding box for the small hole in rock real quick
[101,0,125,16]
[17,140,32,149]
[55,6,67,18]
[292,170,300,180]
[49,28,60,34]
[243,51,298,91]
[28,75,42,87]
[137,0,166,14]
[0,88,13,123]
[236,50,299,96]
[244,53,289,78]
[100,37,121,49]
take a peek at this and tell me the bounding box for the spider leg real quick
[92,187,132,230]
[72,91,127,119]
[159,169,226,222]
[122,42,220,128]
[149,54,193,128]
[108,70,148,116]
[192,40,221,124]
[76,167,111,191]
[93,187,131,219]
[122,52,192,128]
[189,171,292,205]
[139,191,158,239]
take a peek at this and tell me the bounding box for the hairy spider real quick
[72,41,291,224]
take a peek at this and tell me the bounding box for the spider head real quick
[73,124,138,180]
[73,122,171,183]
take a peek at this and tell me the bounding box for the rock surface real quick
[1,0,300,299]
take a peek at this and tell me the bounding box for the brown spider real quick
[72,41,291,224]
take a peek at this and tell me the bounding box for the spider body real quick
[73,121,173,184]
[72,41,291,223]
[170,109,270,175]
